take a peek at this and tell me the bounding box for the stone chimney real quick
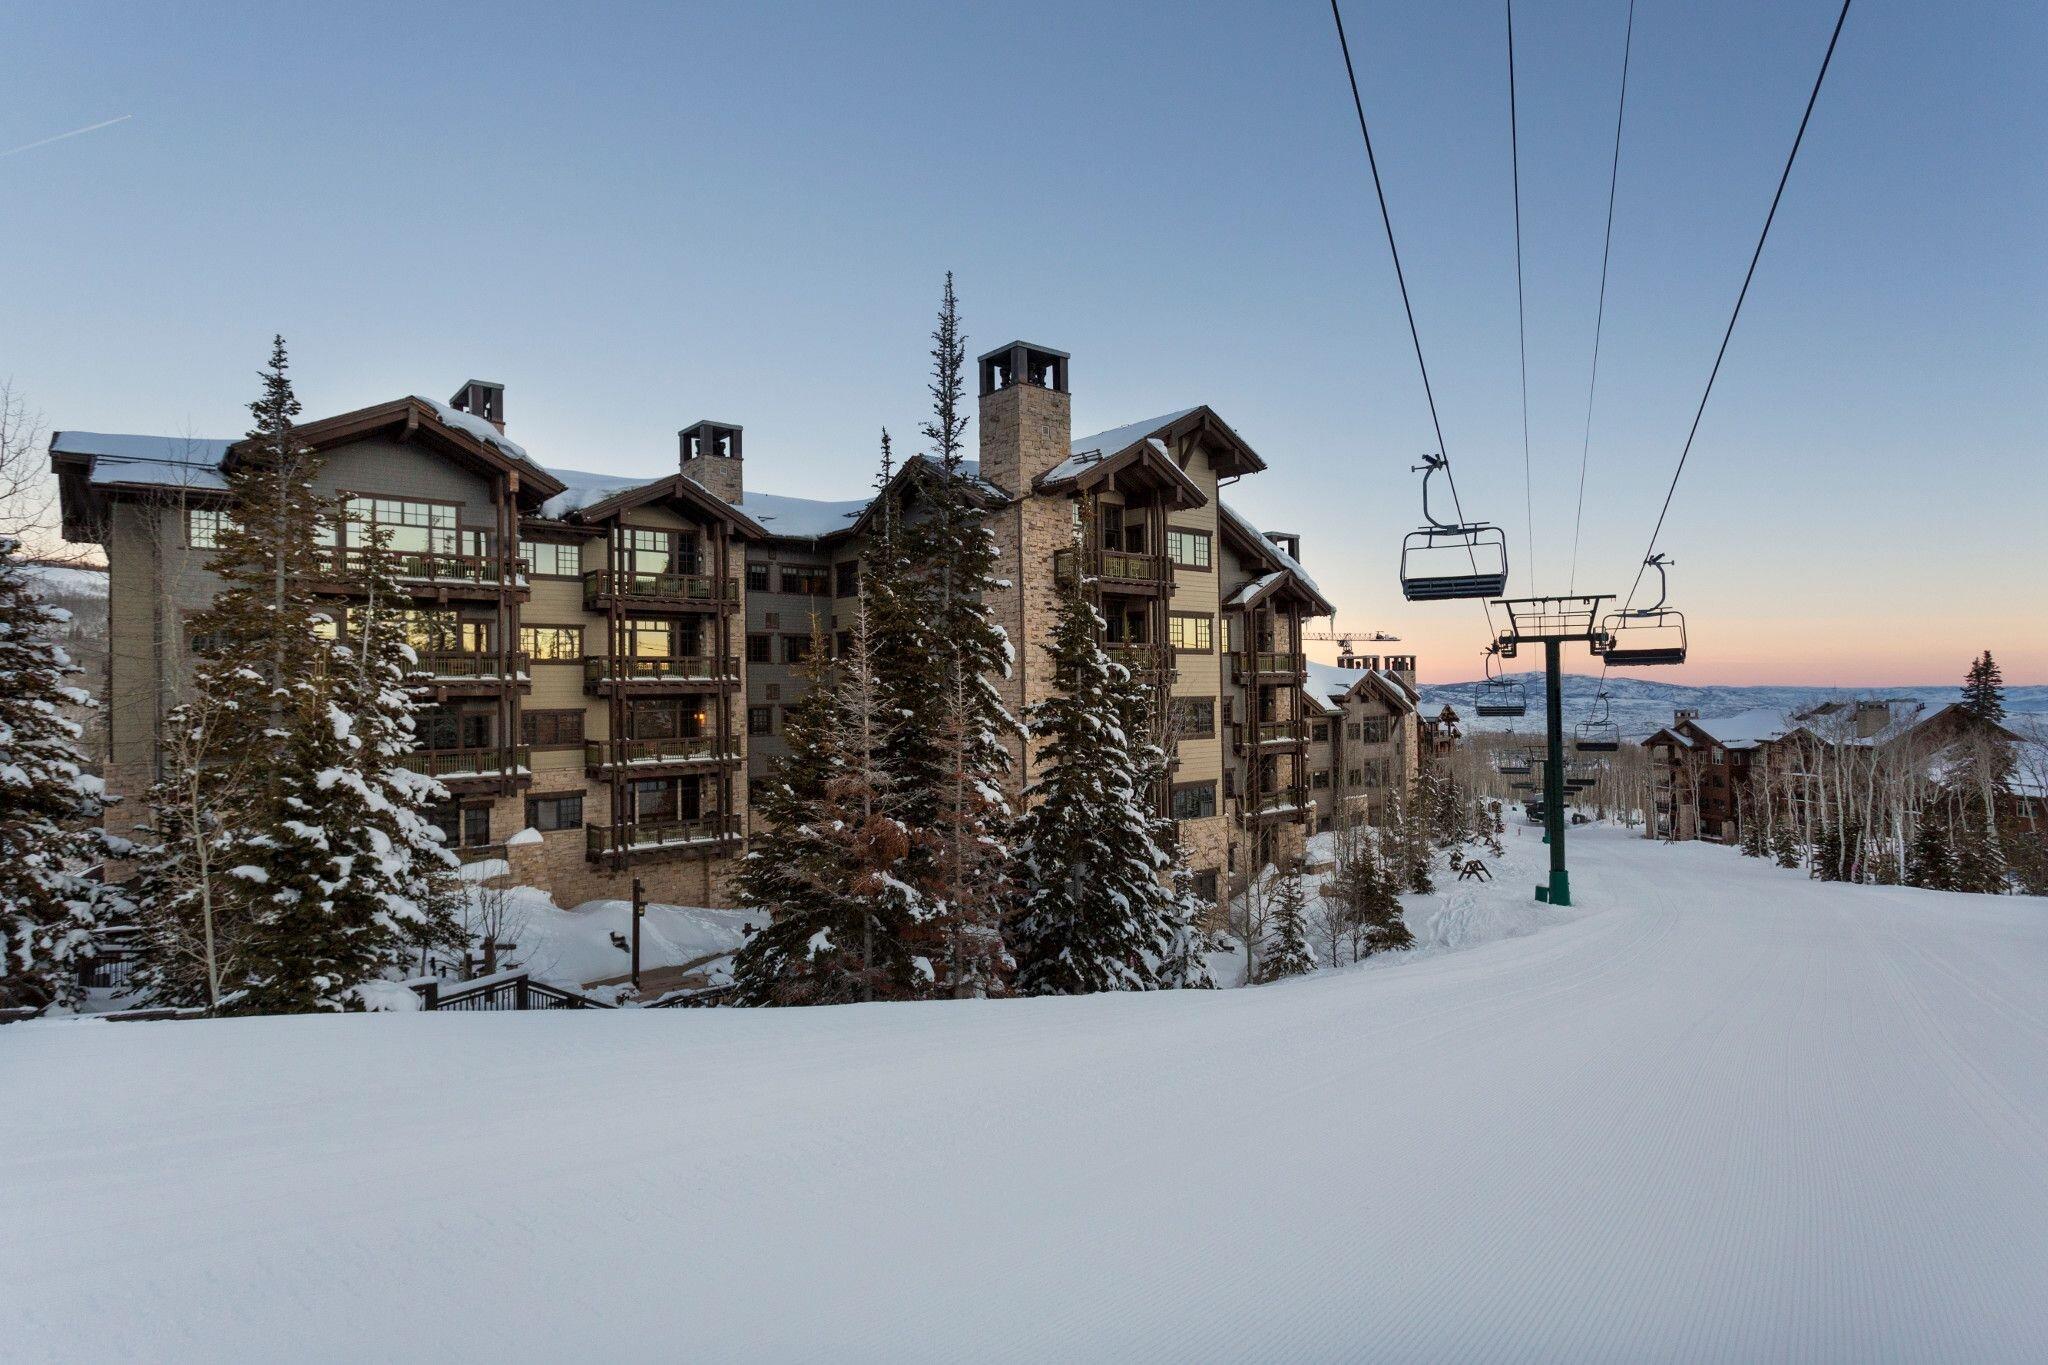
[1265,530,1302,562]
[976,341,1071,497]
[449,380,505,433]
[679,420,743,504]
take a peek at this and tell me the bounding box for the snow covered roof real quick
[1300,660,1416,717]
[413,396,531,464]
[1217,501,1329,612]
[735,491,870,540]
[1225,570,1289,610]
[538,467,662,520]
[54,432,233,490]
[1688,708,1803,751]
[1062,409,1201,479]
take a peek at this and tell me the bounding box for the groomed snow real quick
[4,827,2046,1361]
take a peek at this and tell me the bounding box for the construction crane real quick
[1302,622,1401,653]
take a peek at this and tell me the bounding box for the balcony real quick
[582,654,741,694]
[582,570,739,613]
[585,813,744,863]
[1245,786,1309,822]
[312,549,524,601]
[1054,547,1172,595]
[1104,642,1175,683]
[1256,720,1308,747]
[404,650,530,694]
[1232,650,1306,683]
[584,735,742,777]
[402,745,532,792]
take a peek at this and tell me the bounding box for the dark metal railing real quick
[410,973,612,1011]
[581,570,739,608]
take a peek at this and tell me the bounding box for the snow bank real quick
[5,828,2047,1361]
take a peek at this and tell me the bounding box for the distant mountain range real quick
[1416,674,2048,739]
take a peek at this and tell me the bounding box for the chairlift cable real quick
[1329,0,1498,637]
[1616,0,1853,616]
[1507,0,1536,593]
[1566,0,1635,598]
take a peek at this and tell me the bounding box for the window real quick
[1170,781,1218,821]
[1346,722,1362,742]
[1361,715,1391,744]
[521,709,585,749]
[463,805,492,848]
[1346,768,1363,786]
[525,793,584,833]
[340,496,474,558]
[784,635,814,665]
[746,561,770,592]
[520,625,583,662]
[746,634,771,665]
[780,566,830,596]
[1168,613,1214,653]
[748,706,774,736]
[1311,722,1330,744]
[835,561,860,598]
[1192,870,1219,905]
[1169,697,1215,740]
[187,507,232,550]
[522,540,582,578]
[1165,527,1212,571]
[764,683,781,702]
[1310,770,1332,790]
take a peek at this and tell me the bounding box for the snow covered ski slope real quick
[4,826,2046,1361]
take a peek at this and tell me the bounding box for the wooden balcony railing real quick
[581,570,739,608]
[1256,720,1307,745]
[1104,642,1173,677]
[406,650,529,681]
[1248,787,1307,816]
[586,813,743,860]
[1054,547,1172,589]
[584,736,739,770]
[401,746,531,779]
[318,548,522,587]
[582,654,740,686]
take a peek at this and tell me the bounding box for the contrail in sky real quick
[1,114,133,159]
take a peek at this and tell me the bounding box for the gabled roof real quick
[552,471,768,538]
[1303,659,1417,716]
[1034,436,1207,510]
[1065,405,1267,481]
[1217,502,1334,616]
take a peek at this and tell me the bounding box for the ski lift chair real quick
[1399,456,1509,601]
[1573,690,1621,752]
[1473,644,1526,717]
[1598,554,1688,666]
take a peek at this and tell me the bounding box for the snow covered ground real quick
[5,826,2046,1361]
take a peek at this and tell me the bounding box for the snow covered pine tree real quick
[1010,563,1207,995]
[0,537,125,1010]
[1257,859,1317,982]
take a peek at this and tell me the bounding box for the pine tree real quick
[730,607,934,1005]
[1737,789,1769,859]
[1962,651,2007,723]
[316,526,466,987]
[1010,572,1187,995]
[1257,860,1317,981]
[129,338,340,1011]
[0,538,125,1010]
[862,277,1019,992]
[1905,809,1954,890]
[1770,813,1801,869]
[1337,827,1413,958]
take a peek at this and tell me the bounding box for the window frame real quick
[1170,780,1218,822]
[522,539,584,579]
[746,561,771,592]
[519,624,585,663]
[747,705,774,737]
[524,792,585,833]
[1169,696,1216,740]
[1167,612,1215,654]
[1165,526,1213,572]
[520,708,586,750]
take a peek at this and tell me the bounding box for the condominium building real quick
[51,341,1419,913]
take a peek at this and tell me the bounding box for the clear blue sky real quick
[6,0,2041,684]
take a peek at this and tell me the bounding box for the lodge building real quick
[51,342,1421,913]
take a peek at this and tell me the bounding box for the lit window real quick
[519,625,583,662]
[1168,614,1214,653]
[1165,528,1212,570]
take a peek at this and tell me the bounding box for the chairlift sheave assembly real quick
[1399,454,1509,602]
[1597,554,1688,666]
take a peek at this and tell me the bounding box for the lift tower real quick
[1493,595,1612,906]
